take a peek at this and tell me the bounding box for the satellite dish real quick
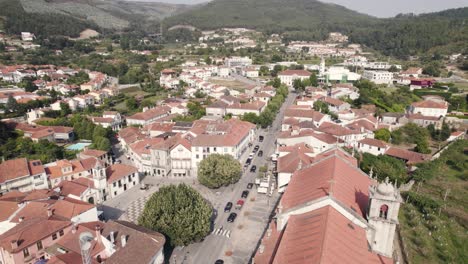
[79,232,94,251]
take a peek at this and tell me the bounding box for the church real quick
[254,147,402,264]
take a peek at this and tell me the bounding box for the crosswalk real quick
[211,227,231,238]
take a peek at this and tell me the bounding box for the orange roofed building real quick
[254,148,402,264]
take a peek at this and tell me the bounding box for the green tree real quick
[5,95,19,113]
[198,154,242,188]
[241,112,259,124]
[374,128,391,142]
[259,66,270,76]
[59,103,71,117]
[293,79,305,92]
[125,97,138,110]
[360,153,407,184]
[415,138,431,154]
[309,73,318,87]
[138,184,212,247]
[313,101,329,114]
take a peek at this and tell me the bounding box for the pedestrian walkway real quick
[125,195,150,223]
[212,228,231,238]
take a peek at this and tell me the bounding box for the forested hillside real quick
[0,0,96,37]
[163,0,468,58]
[348,8,468,58]
[0,0,189,37]
[163,0,376,41]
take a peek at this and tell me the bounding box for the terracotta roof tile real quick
[106,164,138,183]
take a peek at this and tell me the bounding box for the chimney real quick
[11,240,18,250]
[72,224,77,234]
[121,235,127,248]
[47,208,53,217]
[95,225,102,244]
[110,231,115,244]
[19,217,24,222]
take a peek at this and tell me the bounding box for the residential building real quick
[409,99,448,117]
[278,70,311,86]
[362,70,393,84]
[0,159,48,194]
[126,106,171,126]
[254,148,400,264]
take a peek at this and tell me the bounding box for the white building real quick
[278,70,311,86]
[225,56,252,67]
[0,158,48,194]
[409,99,448,117]
[357,138,389,156]
[362,70,393,85]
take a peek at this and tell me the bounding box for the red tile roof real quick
[271,206,393,264]
[385,147,429,164]
[411,100,447,109]
[358,138,388,148]
[106,164,138,183]
[279,70,311,76]
[0,200,18,221]
[0,158,44,184]
[281,149,369,216]
[0,217,71,253]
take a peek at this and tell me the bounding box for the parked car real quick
[259,135,264,142]
[227,212,237,223]
[245,158,252,165]
[253,145,260,153]
[241,190,249,198]
[250,165,257,172]
[258,150,263,157]
[247,183,253,189]
[224,202,233,212]
[235,199,244,209]
[215,260,224,264]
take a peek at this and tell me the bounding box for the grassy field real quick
[209,78,248,92]
[399,140,468,263]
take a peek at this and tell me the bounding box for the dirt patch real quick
[79,29,100,39]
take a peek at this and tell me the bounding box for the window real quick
[114,191,117,196]
[37,241,43,250]
[59,230,64,236]
[379,204,389,219]
[33,175,42,180]
[113,182,116,187]
[23,248,29,258]
[196,154,199,159]
[52,233,57,240]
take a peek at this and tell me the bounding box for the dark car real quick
[245,158,252,165]
[224,202,233,213]
[258,150,263,157]
[253,145,260,152]
[259,136,264,142]
[241,190,249,198]
[247,183,253,189]
[227,212,237,223]
[215,260,224,264]
[250,165,257,172]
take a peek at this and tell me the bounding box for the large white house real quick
[362,70,393,84]
[278,70,311,86]
[409,99,448,117]
[0,158,48,194]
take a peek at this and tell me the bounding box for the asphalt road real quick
[172,91,297,264]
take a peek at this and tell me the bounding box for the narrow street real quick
[171,91,296,264]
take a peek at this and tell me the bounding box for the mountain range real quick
[1,0,467,57]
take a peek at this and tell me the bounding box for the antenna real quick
[79,232,93,264]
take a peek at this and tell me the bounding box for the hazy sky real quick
[131,0,467,17]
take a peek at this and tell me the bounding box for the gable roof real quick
[271,206,393,264]
[279,70,311,76]
[0,217,71,253]
[280,149,370,216]
[101,220,165,264]
[106,164,138,183]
